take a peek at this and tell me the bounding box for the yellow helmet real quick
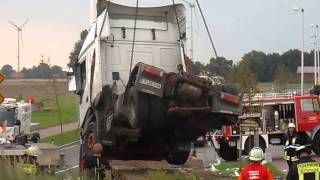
[26,146,39,156]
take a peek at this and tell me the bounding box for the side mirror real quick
[67,75,77,92]
[112,72,120,81]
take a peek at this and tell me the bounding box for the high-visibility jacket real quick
[283,132,299,161]
[286,156,320,180]
[238,162,274,180]
[17,163,37,175]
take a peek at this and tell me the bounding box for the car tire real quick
[219,140,238,161]
[244,136,266,155]
[312,132,320,155]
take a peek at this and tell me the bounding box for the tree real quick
[51,65,64,78]
[229,60,258,97]
[205,56,233,79]
[35,63,51,79]
[274,63,295,92]
[190,61,205,75]
[68,30,88,67]
[242,50,268,82]
[1,65,14,79]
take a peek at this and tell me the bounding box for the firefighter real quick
[286,145,320,180]
[238,147,274,180]
[283,122,299,168]
[20,146,39,175]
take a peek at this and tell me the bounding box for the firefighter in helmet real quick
[21,146,39,175]
[283,122,300,168]
[286,145,320,180]
[238,147,274,180]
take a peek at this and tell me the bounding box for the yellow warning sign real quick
[0,73,4,84]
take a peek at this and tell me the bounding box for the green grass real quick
[40,129,80,146]
[215,161,285,178]
[32,96,79,129]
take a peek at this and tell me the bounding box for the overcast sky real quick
[1,0,319,70]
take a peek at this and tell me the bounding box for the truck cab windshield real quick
[0,107,15,127]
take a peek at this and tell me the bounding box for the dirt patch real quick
[0,79,75,98]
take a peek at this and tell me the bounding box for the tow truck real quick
[213,92,320,161]
[0,98,40,144]
[0,98,60,173]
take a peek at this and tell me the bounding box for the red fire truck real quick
[213,92,320,161]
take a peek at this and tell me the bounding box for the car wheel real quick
[312,132,320,155]
[244,136,266,155]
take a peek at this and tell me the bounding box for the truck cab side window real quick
[80,62,86,88]
[75,60,86,98]
[301,99,320,112]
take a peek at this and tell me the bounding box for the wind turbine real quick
[8,18,29,72]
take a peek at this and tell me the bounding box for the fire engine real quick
[213,92,320,161]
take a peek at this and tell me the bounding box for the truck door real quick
[296,96,320,132]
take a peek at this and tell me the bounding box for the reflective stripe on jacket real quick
[287,157,320,180]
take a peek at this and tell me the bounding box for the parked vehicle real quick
[0,98,40,144]
[67,1,242,169]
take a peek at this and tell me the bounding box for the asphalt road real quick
[55,143,80,177]
[55,142,320,178]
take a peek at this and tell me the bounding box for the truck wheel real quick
[79,144,86,171]
[31,133,40,143]
[219,141,237,161]
[83,122,97,169]
[166,143,190,165]
[128,88,150,129]
[244,136,266,155]
[312,132,320,155]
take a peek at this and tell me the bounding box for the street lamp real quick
[293,7,305,94]
[311,24,320,84]
[310,40,317,85]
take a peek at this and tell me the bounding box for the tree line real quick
[0,63,65,79]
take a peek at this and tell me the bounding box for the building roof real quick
[297,66,317,74]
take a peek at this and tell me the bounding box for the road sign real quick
[0,73,4,84]
[0,73,5,104]
[0,94,3,104]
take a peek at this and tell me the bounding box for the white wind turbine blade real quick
[21,18,29,29]
[8,21,20,30]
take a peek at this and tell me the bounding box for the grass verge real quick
[145,170,202,180]
[32,96,79,129]
[40,129,80,146]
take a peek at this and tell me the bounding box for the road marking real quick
[55,165,79,174]
[60,144,79,151]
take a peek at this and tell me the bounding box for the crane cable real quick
[195,0,218,58]
[129,0,139,73]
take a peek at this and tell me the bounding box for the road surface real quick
[55,142,320,178]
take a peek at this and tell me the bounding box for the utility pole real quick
[293,7,304,94]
